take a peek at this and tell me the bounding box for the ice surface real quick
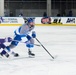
[0,26,76,75]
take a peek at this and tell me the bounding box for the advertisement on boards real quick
[0,17,24,24]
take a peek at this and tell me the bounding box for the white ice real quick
[0,26,76,75]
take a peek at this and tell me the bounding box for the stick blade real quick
[50,55,58,61]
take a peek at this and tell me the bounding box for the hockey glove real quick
[5,37,12,42]
[7,37,12,42]
[32,31,36,38]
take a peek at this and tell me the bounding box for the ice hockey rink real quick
[0,25,76,75]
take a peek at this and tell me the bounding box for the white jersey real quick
[14,23,35,37]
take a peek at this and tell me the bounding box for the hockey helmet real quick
[27,18,34,23]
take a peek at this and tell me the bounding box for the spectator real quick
[19,13,23,17]
[10,11,14,17]
[67,10,73,17]
[57,13,61,17]
[43,12,47,18]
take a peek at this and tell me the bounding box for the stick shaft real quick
[36,38,54,59]
[12,40,40,46]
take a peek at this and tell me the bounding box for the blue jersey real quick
[14,23,35,37]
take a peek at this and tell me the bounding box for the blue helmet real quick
[27,18,34,23]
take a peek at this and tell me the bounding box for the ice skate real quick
[0,50,9,58]
[28,49,35,58]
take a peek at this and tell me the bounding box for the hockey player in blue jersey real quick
[0,18,36,58]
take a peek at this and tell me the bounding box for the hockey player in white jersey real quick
[0,18,36,57]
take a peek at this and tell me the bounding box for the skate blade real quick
[29,55,35,58]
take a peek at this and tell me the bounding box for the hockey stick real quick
[35,38,54,59]
[12,40,40,46]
